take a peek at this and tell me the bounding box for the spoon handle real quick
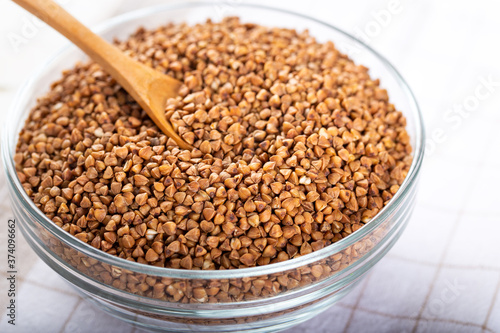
[12,0,142,88]
[12,0,191,150]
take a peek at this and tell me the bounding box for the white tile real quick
[396,2,470,106]
[434,0,500,71]
[421,267,499,325]
[431,104,499,163]
[390,206,457,264]
[444,214,500,269]
[24,261,78,295]
[63,299,134,333]
[373,0,429,60]
[416,156,475,211]
[0,283,79,332]
[462,165,500,215]
[483,114,500,167]
[285,303,351,333]
[416,319,482,333]
[358,257,435,318]
[485,280,500,332]
[431,115,496,163]
[347,310,416,333]
[0,1,123,88]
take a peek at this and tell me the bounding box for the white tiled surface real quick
[291,303,353,333]
[1,0,500,332]
[416,158,475,211]
[416,321,484,333]
[421,267,499,325]
[445,214,500,269]
[0,283,80,332]
[65,300,135,333]
[347,310,417,333]
[390,207,457,264]
[487,285,500,331]
[463,165,500,216]
[23,261,79,296]
[358,258,436,318]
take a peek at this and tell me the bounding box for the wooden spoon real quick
[13,0,192,150]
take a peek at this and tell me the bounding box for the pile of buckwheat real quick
[15,18,412,270]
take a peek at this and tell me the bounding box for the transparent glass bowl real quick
[1,3,424,332]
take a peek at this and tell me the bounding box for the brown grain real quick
[15,17,412,276]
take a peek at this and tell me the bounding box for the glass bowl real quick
[1,2,424,332]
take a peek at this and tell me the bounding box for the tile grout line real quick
[342,272,373,333]
[24,278,79,297]
[16,270,79,296]
[59,298,83,333]
[481,272,500,333]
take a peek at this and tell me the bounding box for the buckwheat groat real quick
[15,17,412,271]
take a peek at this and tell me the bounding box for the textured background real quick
[1,0,500,332]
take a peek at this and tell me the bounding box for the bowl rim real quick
[1,1,425,280]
